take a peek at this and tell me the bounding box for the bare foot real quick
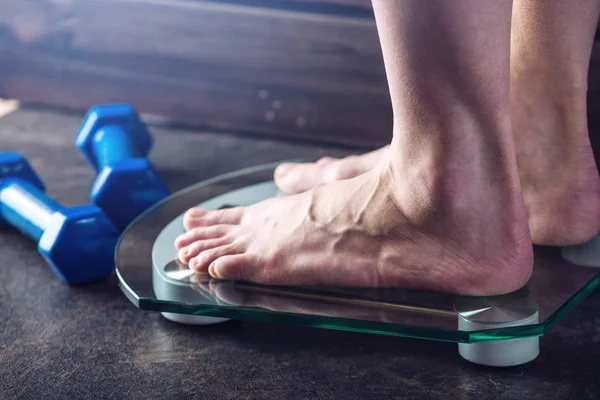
[274,146,388,194]
[508,0,600,246]
[511,85,600,246]
[274,95,600,247]
[175,161,533,296]
[174,0,535,295]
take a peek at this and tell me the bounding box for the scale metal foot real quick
[455,293,540,367]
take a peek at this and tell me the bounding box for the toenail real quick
[275,163,295,179]
[208,262,218,277]
[181,247,193,258]
[187,208,203,218]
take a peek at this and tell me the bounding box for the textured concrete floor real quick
[0,108,599,400]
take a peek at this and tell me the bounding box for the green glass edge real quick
[116,271,599,343]
[137,297,468,343]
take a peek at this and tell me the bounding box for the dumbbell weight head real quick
[38,206,120,284]
[0,153,119,284]
[75,104,169,231]
[91,158,169,231]
[76,104,152,171]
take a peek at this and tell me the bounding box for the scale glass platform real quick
[115,162,600,366]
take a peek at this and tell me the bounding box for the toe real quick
[175,225,234,249]
[330,156,364,180]
[183,207,244,230]
[179,237,233,264]
[189,243,244,273]
[209,254,260,281]
[274,163,296,180]
[316,156,337,165]
[274,156,368,194]
[274,162,328,194]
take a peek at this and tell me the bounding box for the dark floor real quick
[1,108,599,400]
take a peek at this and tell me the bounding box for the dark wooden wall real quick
[0,1,598,149]
[0,0,391,147]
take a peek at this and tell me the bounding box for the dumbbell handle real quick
[92,126,146,171]
[0,179,63,242]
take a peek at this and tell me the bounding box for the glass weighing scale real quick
[115,162,600,367]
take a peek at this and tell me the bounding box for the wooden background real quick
[0,0,598,149]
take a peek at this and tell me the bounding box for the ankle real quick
[510,47,590,96]
[512,79,588,129]
[376,156,533,296]
[382,145,527,235]
[388,117,521,210]
[512,82,595,186]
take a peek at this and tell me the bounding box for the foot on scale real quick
[145,177,600,367]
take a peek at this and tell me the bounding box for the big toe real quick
[209,254,260,281]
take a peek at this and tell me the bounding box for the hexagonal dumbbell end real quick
[76,104,152,171]
[0,152,46,229]
[91,158,170,231]
[39,205,119,285]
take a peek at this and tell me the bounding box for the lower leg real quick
[511,0,600,244]
[276,0,600,246]
[373,0,531,276]
[175,0,533,295]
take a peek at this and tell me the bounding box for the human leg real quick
[175,0,533,295]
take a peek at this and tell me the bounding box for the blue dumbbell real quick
[0,152,119,284]
[76,104,170,231]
